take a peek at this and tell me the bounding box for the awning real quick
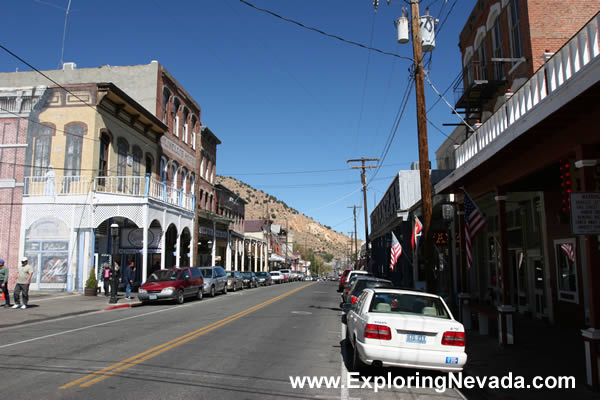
[269,254,285,262]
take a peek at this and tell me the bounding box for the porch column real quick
[211,220,217,266]
[234,239,239,271]
[161,212,166,269]
[253,241,257,272]
[263,241,268,271]
[225,231,232,271]
[175,231,181,268]
[142,205,148,283]
[575,151,600,389]
[496,189,515,346]
[241,240,246,272]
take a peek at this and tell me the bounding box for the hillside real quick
[216,176,361,259]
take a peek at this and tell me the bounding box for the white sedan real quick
[344,288,467,372]
[269,271,283,284]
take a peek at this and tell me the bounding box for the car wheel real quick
[351,338,366,372]
[197,288,203,301]
[233,284,237,292]
[210,286,216,297]
[176,290,184,305]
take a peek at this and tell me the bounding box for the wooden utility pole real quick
[347,205,361,268]
[347,158,378,270]
[410,0,433,240]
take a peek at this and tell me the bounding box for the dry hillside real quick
[217,176,360,259]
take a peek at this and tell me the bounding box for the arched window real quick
[160,157,168,182]
[98,131,111,185]
[199,153,204,179]
[182,108,189,144]
[181,167,188,193]
[132,146,142,194]
[117,138,128,191]
[145,153,153,177]
[173,98,181,137]
[64,122,85,177]
[190,115,197,149]
[170,161,179,188]
[190,173,196,195]
[162,87,171,123]
[33,123,54,176]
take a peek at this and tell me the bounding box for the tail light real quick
[364,324,391,340]
[351,295,358,304]
[441,331,466,346]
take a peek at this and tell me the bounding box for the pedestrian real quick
[123,261,135,299]
[0,259,10,307]
[102,263,111,296]
[13,257,33,309]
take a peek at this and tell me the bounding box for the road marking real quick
[60,283,315,390]
[340,319,349,400]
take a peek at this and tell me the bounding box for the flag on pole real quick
[464,191,487,268]
[390,232,402,271]
[560,243,575,263]
[411,216,423,250]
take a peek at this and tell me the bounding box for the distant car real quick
[241,271,258,288]
[138,267,204,304]
[269,271,283,284]
[255,271,272,286]
[279,269,291,282]
[226,270,244,292]
[200,266,228,297]
[344,288,467,372]
[342,277,394,307]
[342,273,374,302]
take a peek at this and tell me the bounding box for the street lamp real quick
[109,223,119,304]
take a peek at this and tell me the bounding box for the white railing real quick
[26,173,194,211]
[456,14,600,168]
[94,176,145,196]
[24,175,92,196]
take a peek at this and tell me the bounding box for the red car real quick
[138,267,204,304]
[338,269,351,292]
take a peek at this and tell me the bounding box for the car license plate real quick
[406,334,426,344]
[149,295,157,300]
[446,357,459,364]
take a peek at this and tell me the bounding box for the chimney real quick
[62,62,77,70]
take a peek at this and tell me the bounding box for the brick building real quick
[435,1,600,388]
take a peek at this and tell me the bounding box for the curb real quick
[104,302,143,311]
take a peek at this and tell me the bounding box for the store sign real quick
[198,226,227,239]
[570,192,600,234]
[160,136,196,166]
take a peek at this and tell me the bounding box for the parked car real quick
[342,273,374,303]
[226,270,244,292]
[341,277,394,307]
[241,271,258,288]
[344,288,467,372]
[200,266,228,297]
[279,269,291,282]
[338,270,351,292]
[269,270,283,284]
[138,267,203,304]
[255,271,272,286]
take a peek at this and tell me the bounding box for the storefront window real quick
[554,238,578,303]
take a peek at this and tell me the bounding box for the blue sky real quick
[2,0,476,240]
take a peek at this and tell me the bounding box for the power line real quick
[238,0,414,62]
[219,162,412,176]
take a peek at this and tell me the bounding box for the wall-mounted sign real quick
[160,136,196,166]
[570,192,600,234]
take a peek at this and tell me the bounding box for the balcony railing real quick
[24,174,195,211]
[455,14,600,168]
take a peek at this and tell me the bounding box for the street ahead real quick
[0,281,465,399]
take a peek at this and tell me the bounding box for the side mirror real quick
[342,303,352,312]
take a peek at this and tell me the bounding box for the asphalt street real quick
[0,281,466,399]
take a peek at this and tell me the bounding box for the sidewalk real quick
[462,315,596,399]
[0,291,142,330]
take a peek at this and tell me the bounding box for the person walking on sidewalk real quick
[0,259,10,307]
[123,261,135,299]
[13,257,33,309]
[102,263,111,296]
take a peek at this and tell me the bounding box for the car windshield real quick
[270,272,280,276]
[368,292,450,319]
[352,280,392,295]
[241,272,252,278]
[147,269,179,282]
[256,272,267,277]
[200,269,213,278]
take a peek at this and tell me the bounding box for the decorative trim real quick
[486,3,502,32]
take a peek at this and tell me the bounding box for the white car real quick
[345,288,467,372]
[269,271,283,284]
[345,270,370,285]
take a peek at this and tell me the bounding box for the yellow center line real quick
[60,283,314,390]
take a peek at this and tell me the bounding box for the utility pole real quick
[347,158,378,270]
[347,205,361,268]
[347,231,355,266]
[286,217,289,268]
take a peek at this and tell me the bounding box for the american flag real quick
[561,243,575,263]
[464,191,487,268]
[390,232,402,271]
[411,216,423,250]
